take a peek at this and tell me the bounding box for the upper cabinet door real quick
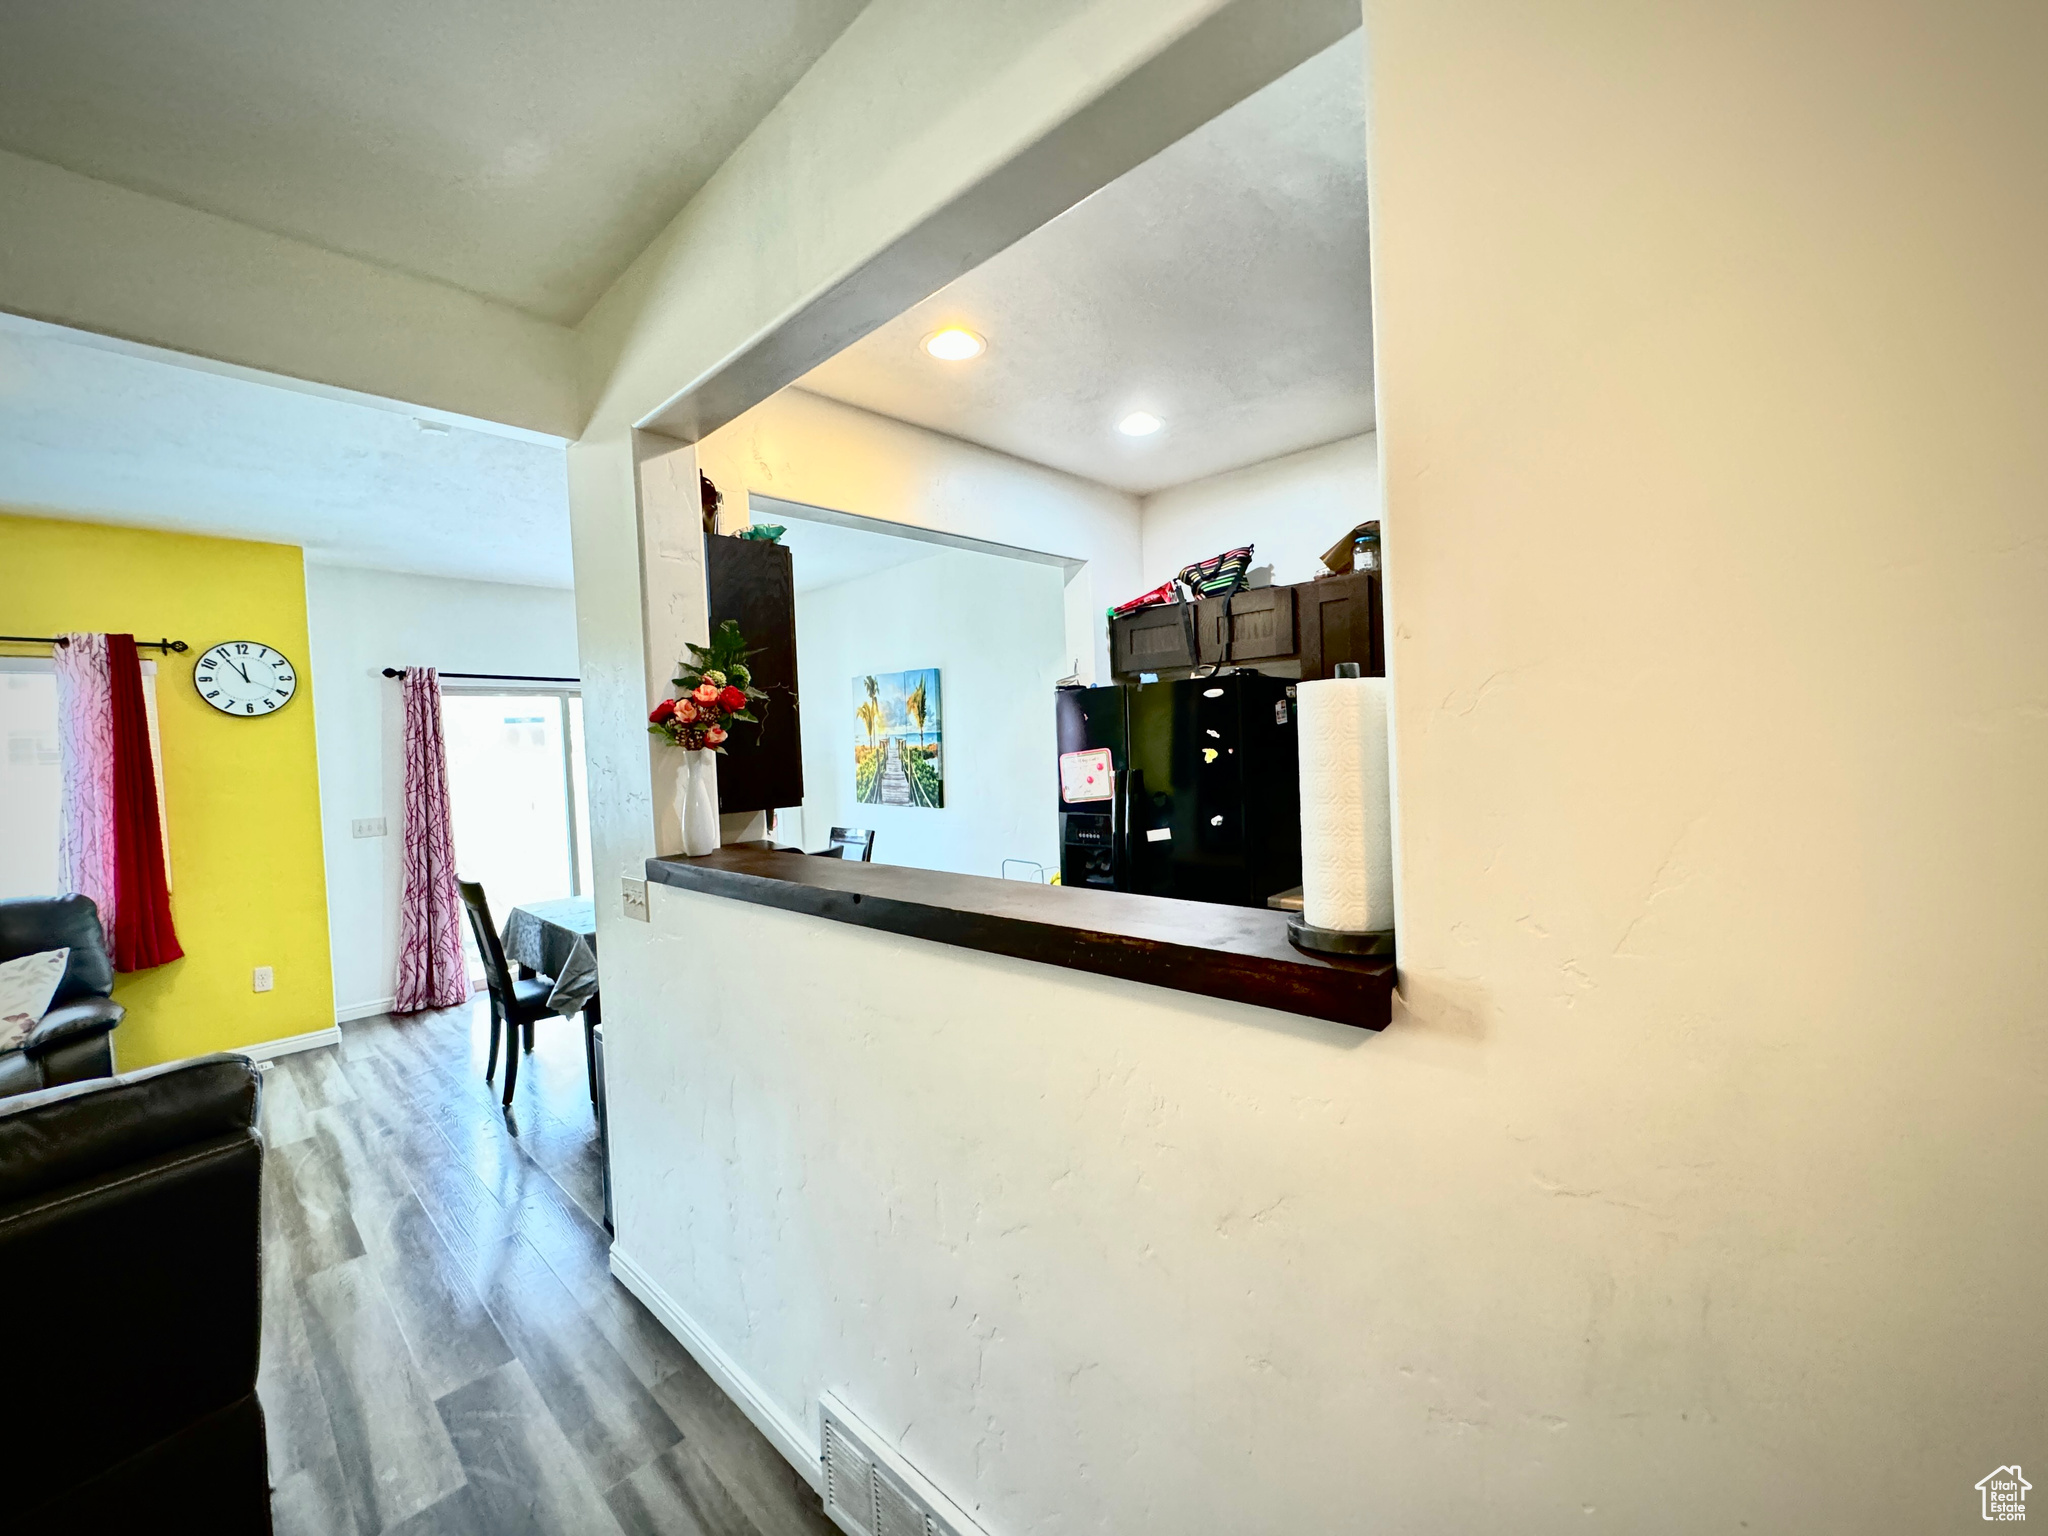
[706,535,804,814]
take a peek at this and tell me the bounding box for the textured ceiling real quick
[0,319,572,587]
[0,0,866,322]
[796,30,1371,497]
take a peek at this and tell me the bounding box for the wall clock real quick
[195,641,298,717]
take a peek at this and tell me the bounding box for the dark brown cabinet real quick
[1109,570,1381,682]
[1196,584,1297,666]
[1111,602,1200,675]
[1297,569,1385,680]
[704,536,803,814]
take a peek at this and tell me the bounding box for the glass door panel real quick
[441,693,574,923]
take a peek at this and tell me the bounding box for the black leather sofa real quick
[0,1054,272,1534]
[0,894,126,1099]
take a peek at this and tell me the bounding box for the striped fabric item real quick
[1179,545,1254,598]
[1108,578,1187,618]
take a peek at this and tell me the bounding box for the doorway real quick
[440,688,593,920]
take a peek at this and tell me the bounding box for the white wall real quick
[575,1,2048,1532]
[791,548,1066,878]
[305,562,579,1018]
[1139,430,1377,589]
[699,389,1141,687]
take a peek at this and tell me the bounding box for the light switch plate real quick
[351,817,388,839]
[622,877,649,922]
[252,965,274,992]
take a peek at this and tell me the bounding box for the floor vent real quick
[821,1393,988,1536]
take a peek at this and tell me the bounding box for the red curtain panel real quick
[105,633,183,971]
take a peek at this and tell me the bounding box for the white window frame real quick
[1,654,173,892]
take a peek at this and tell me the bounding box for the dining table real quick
[500,893,611,1229]
[500,895,600,1025]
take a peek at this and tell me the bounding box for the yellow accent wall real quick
[0,512,333,1066]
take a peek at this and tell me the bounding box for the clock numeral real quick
[235,643,249,654]
[244,703,256,713]
[206,690,220,699]
[200,657,217,670]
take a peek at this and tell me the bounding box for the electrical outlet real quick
[252,965,275,993]
[621,876,649,922]
[351,817,388,838]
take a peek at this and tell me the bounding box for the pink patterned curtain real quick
[393,667,470,1012]
[54,632,117,931]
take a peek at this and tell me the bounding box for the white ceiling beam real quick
[0,148,580,438]
[580,0,1364,446]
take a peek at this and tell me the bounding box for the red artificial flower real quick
[649,698,677,723]
[703,725,728,747]
[717,685,747,712]
[675,699,699,723]
[691,682,720,705]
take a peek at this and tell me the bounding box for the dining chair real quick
[816,826,875,861]
[457,880,595,1109]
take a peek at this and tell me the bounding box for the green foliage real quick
[854,743,883,804]
[901,742,943,808]
[679,619,757,685]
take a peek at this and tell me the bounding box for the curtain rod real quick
[381,668,580,684]
[0,634,189,653]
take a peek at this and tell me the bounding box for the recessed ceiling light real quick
[1118,411,1163,437]
[922,327,985,361]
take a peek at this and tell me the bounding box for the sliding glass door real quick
[440,690,592,923]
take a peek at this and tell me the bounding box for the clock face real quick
[195,641,298,717]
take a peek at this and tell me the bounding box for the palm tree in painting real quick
[905,675,928,747]
[854,687,884,804]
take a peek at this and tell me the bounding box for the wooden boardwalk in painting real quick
[877,737,913,806]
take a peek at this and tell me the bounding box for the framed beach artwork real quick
[853,669,942,807]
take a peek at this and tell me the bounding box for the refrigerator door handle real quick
[1118,766,1147,891]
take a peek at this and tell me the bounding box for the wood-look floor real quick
[257,1000,836,1536]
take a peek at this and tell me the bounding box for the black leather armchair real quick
[1,1054,272,1534]
[0,894,126,1099]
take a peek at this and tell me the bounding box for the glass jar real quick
[1352,521,1382,573]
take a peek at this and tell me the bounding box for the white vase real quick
[677,749,721,857]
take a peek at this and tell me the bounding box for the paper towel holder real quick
[1291,660,1390,958]
[1288,919,1396,959]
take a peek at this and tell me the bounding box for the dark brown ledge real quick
[645,846,1392,1031]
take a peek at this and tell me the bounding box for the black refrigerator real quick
[1055,675,1302,907]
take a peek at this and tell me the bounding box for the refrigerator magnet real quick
[1060,748,1114,802]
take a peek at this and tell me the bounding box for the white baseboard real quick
[239,1026,343,1062]
[336,997,397,1023]
[608,1245,822,1492]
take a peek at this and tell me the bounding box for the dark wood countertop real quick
[645,846,1392,1031]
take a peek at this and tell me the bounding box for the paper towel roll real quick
[1297,677,1394,934]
